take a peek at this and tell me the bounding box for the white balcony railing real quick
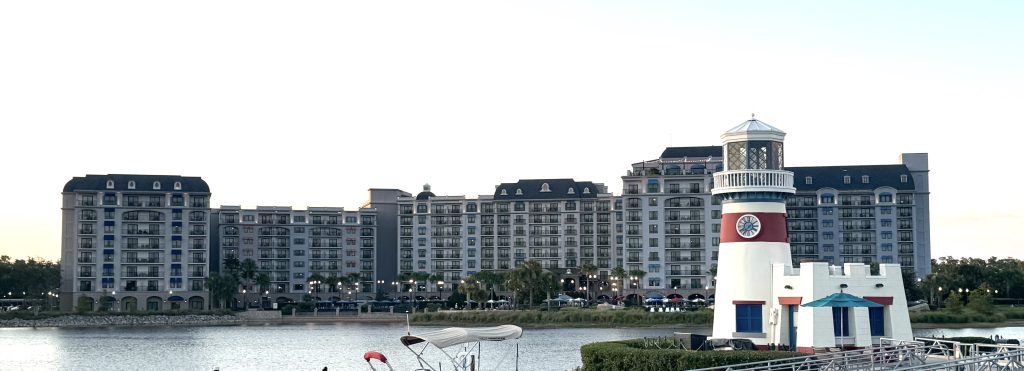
[712,169,795,195]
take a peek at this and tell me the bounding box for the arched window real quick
[540,183,551,192]
[583,187,591,194]
[128,181,136,189]
[106,180,114,189]
[153,181,161,190]
[567,187,575,194]
[173,182,182,190]
[515,188,523,196]
[500,189,508,196]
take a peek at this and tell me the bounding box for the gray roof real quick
[726,119,786,135]
[493,179,602,200]
[660,146,723,159]
[788,165,916,191]
[416,191,436,200]
[63,174,210,193]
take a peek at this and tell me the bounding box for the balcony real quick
[123,272,162,278]
[712,170,795,195]
[123,258,162,264]
[77,257,95,263]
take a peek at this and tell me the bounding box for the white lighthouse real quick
[710,118,914,350]
[710,118,795,345]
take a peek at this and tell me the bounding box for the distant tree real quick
[968,283,995,314]
[945,290,964,312]
[206,273,240,309]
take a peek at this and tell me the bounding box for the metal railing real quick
[692,337,1024,371]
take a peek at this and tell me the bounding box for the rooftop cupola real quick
[713,116,795,196]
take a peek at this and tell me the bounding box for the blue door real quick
[787,305,796,350]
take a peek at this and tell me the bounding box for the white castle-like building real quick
[709,119,912,351]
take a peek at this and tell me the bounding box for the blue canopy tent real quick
[802,292,882,347]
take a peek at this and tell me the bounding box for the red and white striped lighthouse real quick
[710,118,796,344]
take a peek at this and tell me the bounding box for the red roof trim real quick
[778,297,803,305]
[864,296,893,305]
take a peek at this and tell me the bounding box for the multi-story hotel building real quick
[60,174,212,311]
[622,145,931,297]
[210,205,378,303]
[396,180,617,291]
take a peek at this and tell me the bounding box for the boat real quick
[365,325,524,371]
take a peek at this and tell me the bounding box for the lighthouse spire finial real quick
[751,113,755,119]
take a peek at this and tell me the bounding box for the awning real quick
[400,325,523,349]
[168,295,185,302]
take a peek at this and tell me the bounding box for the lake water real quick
[0,323,1015,371]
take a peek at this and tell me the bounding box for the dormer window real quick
[843,176,851,185]
[106,180,114,189]
[515,188,523,196]
[861,175,869,184]
[540,183,551,192]
[900,175,908,183]
[500,189,508,196]
[128,181,136,189]
[153,181,161,190]
[583,187,591,194]
[567,187,575,195]
[173,182,182,190]
[805,176,812,185]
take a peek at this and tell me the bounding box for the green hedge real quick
[0,309,235,320]
[411,309,712,327]
[581,339,800,371]
[947,336,997,345]
[910,310,1006,324]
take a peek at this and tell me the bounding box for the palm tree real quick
[511,260,545,307]
[238,259,258,308]
[458,276,486,307]
[205,273,239,309]
[428,273,446,296]
[580,262,598,300]
[256,273,271,308]
[412,272,430,293]
[628,269,647,306]
[611,266,627,300]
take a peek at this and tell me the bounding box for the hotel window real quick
[820,194,834,204]
[174,182,181,190]
[805,176,812,185]
[106,180,115,189]
[822,207,834,216]
[649,198,658,206]
[823,244,834,252]
[879,193,893,203]
[648,224,658,234]
[900,174,908,183]
[649,238,658,247]
[843,176,851,184]
[861,175,869,184]
[735,304,763,333]
[153,181,161,190]
[128,181,136,189]
[649,211,658,220]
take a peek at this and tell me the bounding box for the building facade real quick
[396,180,617,293]
[60,174,212,311]
[621,148,931,297]
[211,206,378,304]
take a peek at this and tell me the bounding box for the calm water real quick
[0,324,1016,371]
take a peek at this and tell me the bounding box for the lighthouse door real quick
[787,305,796,350]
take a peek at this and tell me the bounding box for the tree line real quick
[0,256,60,299]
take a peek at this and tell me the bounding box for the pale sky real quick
[1,1,1022,262]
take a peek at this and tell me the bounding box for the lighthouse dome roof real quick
[726,118,786,135]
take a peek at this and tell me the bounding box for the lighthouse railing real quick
[711,169,795,195]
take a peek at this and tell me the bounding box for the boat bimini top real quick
[400,325,524,371]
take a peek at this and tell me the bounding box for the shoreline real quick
[7,312,1024,331]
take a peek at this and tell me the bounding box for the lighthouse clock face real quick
[736,214,761,238]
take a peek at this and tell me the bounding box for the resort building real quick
[396,180,617,295]
[621,148,931,298]
[210,205,379,305]
[60,174,212,311]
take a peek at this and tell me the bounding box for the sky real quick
[1,1,1022,262]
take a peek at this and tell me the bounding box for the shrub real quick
[910,310,1005,324]
[409,308,713,327]
[581,339,799,371]
[948,336,996,345]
